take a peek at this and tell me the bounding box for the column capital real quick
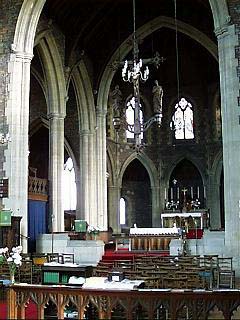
[214,20,232,39]
[10,46,34,62]
[79,129,94,136]
[96,106,107,117]
[47,112,66,120]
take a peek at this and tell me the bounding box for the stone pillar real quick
[48,113,65,232]
[3,50,33,252]
[78,130,97,225]
[151,186,160,227]
[74,166,81,219]
[108,185,120,233]
[216,24,240,269]
[88,131,97,226]
[95,107,108,230]
[79,130,90,222]
[207,173,221,229]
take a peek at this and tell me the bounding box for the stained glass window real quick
[171,97,194,140]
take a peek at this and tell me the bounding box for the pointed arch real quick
[208,0,230,33]
[98,16,218,116]
[165,154,206,188]
[36,33,66,116]
[71,62,96,131]
[119,153,158,189]
[13,0,46,54]
[106,145,116,186]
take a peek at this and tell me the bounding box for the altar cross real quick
[182,188,188,196]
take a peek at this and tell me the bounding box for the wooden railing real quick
[7,284,240,319]
[28,176,48,201]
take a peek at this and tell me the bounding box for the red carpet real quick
[102,248,169,261]
[0,300,37,319]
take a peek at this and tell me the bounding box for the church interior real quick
[1,0,240,319]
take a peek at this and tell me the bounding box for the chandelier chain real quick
[174,0,180,103]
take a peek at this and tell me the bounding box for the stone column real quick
[48,113,65,232]
[74,166,81,219]
[207,173,221,229]
[151,186,160,227]
[79,130,90,223]
[216,24,240,270]
[3,51,33,252]
[108,185,120,233]
[95,107,108,230]
[78,130,97,226]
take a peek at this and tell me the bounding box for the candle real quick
[197,186,200,199]
[177,187,179,200]
[164,188,167,200]
[171,187,173,199]
[191,187,193,198]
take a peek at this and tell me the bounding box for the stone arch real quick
[165,154,206,188]
[208,0,230,33]
[12,0,46,55]
[106,146,116,187]
[119,153,158,189]
[70,62,96,132]
[97,16,218,116]
[36,33,66,116]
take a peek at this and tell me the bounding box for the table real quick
[42,263,93,284]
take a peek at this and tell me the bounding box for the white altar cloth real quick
[129,227,179,235]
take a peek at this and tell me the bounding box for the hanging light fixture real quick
[113,0,164,152]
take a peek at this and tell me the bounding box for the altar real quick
[129,227,179,251]
[161,211,209,230]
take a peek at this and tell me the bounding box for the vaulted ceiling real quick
[42,0,216,88]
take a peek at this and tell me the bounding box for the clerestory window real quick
[126,97,143,140]
[170,97,194,140]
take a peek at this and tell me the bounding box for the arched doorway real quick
[121,159,151,228]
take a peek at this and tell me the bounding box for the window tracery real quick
[171,97,194,140]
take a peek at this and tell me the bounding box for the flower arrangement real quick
[87,225,100,234]
[0,246,22,283]
[87,225,100,240]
